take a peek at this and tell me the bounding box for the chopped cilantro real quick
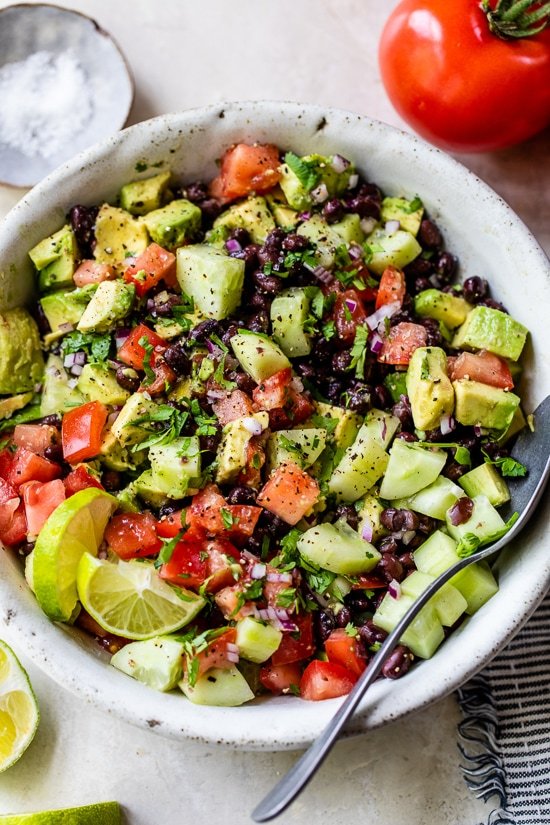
[234,579,265,614]
[189,398,218,436]
[61,330,111,363]
[322,320,336,341]
[288,683,301,696]
[309,413,338,436]
[482,451,527,478]
[404,195,423,213]
[349,325,369,378]
[131,404,189,452]
[279,434,305,461]
[276,587,297,609]
[420,354,431,380]
[283,151,320,192]
[345,623,358,637]
[220,508,237,529]
[154,529,186,569]
[139,336,156,385]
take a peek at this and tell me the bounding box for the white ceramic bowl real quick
[0,102,549,750]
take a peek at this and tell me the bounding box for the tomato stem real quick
[481,0,550,38]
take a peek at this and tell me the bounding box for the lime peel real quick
[0,801,121,824]
[0,639,39,773]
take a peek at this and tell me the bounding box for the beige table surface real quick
[0,2,548,823]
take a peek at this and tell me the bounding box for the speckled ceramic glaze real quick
[0,102,548,750]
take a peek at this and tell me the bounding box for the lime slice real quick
[0,801,121,824]
[0,640,39,773]
[32,489,117,622]
[76,554,205,640]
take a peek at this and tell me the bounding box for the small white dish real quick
[0,101,548,750]
[0,3,133,187]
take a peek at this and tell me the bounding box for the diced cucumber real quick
[266,427,326,472]
[110,636,184,691]
[400,570,467,627]
[179,665,255,706]
[395,476,465,521]
[296,214,343,268]
[445,494,506,544]
[379,440,447,500]
[230,331,291,384]
[365,227,422,275]
[270,288,312,357]
[459,463,510,506]
[297,521,381,576]
[149,437,201,498]
[413,530,460,576]
[372,592,444,659]
[331,213,365,244]
[327,420,389,503]
[235,617,282,664]
[451,561,499,615]
[176,244,245,320]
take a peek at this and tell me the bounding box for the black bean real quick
[392,395,413,431]
[230,227,250,247]
[482,441,508,461]
[331,350,352,375]
[382,645,414,679]
[344,590,372,613]
[259,510,288,537]
[326,379,346,403]
[435,252,458,283]
[322,198,345,223]
[188,319,222,343]
[401,509,420,531]
[462,276,488,304]
[40,414,62,428]
[378,536,400,555]
[335,606,352,627]
[345,381,372,414]
[413,276,433,294]
[479,297,508,313]
[381,508,404,531]
[398,551,416,570]
[346,194,381,219]
[116,366,140,393]
[158,502,180,518]
[102,470,122,492]
[200,198,223,222]
[18,541,35,557]
[253,271,283,294]
[372,383,392,410]
[420,317,443,347]
[405,257,434,281]
[32,302,51,336]
[295,361,317,382]
[69,204,98,257]
[358,620,387,648]
[226,486,257,505]
[395,431,415,443]
[376,554,404,583]
[281,233,309,252]
[43,444,63,463]
[419,219,443,250]
[445,462,466,482]
[163,343,191,375]
[199,432,221,455]
[448,496,474,526]
[246,311,270,334]
[417,515,435,535]
[315,610,336,643]
[334,504,359,531]
[184,181,209,202]
[233,371,256,394]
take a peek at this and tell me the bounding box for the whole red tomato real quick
[379,0,550,152]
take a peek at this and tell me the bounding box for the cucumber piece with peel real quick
[230,330,291,384]
[372,591,445,659]
[235,617,282,663]
[400,570,467,627]
[110,636,185,691]
[379,440,447,500]
[297,520,381,576]
[393,475,465,521]
[179,665,255,706]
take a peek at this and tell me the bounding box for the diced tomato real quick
[214,583,253,620]
[333,289,367,346]
[352,574,387,589]
[252,368,314,427]
[0,448,14,480]
[140,352,177,396]
[204,538,242,593]
[156,510,186,538]
[348,262,378,305]
[158,528,209,589]
[7,447,61,489]
[375,266,406,310]
[123,243,177,296]
[378,322,428,365]
[448,350,514,390]
[212,390,255,426]
[209,143,281,204]
[289,391,315,425]
[63,466,104,496]
[186,484,262,540]
[73,260,115,287]
[257,462,319,526]
[300,660,358,701]
[105,512,163,560]
[237,440,265,489]
[12,424,60,456]
[62,402,108,464]
[193,628,238,678]
[271,613,315,666]
[0,500,27,546]
[0,477,21,541]
[325,628,367,677]
[20,479,65,537]
[260,662,304,695]
[117,324,167,371]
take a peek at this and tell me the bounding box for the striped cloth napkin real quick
[457,589,550,825]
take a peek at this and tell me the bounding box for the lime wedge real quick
[0,640,39,773]
[32,489,117,622]
[76,554,205,640]
[0,801,121,824]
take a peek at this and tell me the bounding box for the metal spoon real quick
[252,394,550,823]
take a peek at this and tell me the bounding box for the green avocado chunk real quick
[279,153,355,212]
[414,289,473,329]
[94,204,149,267]
[213,196,276,244]
[77,363,130,406]
[142,199,202,248]
[452,306,528,361]
[380,196,424,236]
[0,308,44,394]
[29,224,78,292]
[453,379,520,431]
[77,280,135,333]
[406,346,454,431]
[40,285,97,343]
[270,287,312,357]
[119,170,171,216]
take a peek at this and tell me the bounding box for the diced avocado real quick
[40,285,97,343]
[453,379,520,431]
[142,199,202,248]
[452,306,528,361]
[331,213,365,245]
[414,289,473,329]
[115,483,141,514]
[0,392,34,420]
[77,363,130,406]
[497,404,527,445]
[29,224,78,292]
[270,287,313,357]
[265,188,299,229]
[395,475,464,521]
[383,372,408,404]
[459,463,510,506]
[204,224,231,249]
[406,346,454,431]
[180,665,255,706]
[365,227,422,275]
[313,402,362,450]
[297,521,381,576]
[94,204,149,268]
[111,392,158,447]
[230,331,290,384]
[266,427,326,472]
[356,492,387,542]
[379,440,447,500]
[279,153,355,211]
[76,280,135,333]
[40,353,84,415]
[133,469,169,508]
[297,214,343,269]
[413,530,460,576]
[149,436,202,499]
[177,244,245,320]
[216,413,269,484]
[235,617,282,664]
[0,308,44,394]
[451,561,499,615]
[445,494,506,544]
[380,196,424,236]
[119,171,171,216]
[110,636,184,691]
[98,430,146,472]
[213,196,276,244]
[372,592,444,659]
[400,570,467,627]
[168,376,194,403]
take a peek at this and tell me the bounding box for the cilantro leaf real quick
[284,151,320,192]
[154,529,185,569]
[220,508,236,529]
[139,335,156,385]
[349,325,369,378]
[482,451,527,478]
[131,404,189,452]
[61,330,111,363]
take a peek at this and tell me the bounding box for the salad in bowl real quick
[0,103,547,748]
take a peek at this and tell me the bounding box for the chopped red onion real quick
[473,425,483,437]
[429,273,441,287]
[381,417,388,442]
[361,518,374,543]
[250,562,267,580]
[33,382,42,394]
[366,301,401,331]
[242,417,264,436]
[440,414,456,436]
[312,265,334,284]
[345,298,357,314]
[207,388,228,402]
[124,257,136,268]
[266,571,293,584]
[58,322,74,333]
[70,364,84,376]
[225,238,242,254]
[114,329,130,349]
[348,243,363,261]
[370,332,384,354]
[63,353,77,369]
[242,549,261,562]
[331,154,349,174]
[226,650,240,664]
[205,339,224,357]
[67,377,79,389]
[146,298,156,312]
[402,530,416,546]
[226,642,239,655]
[388,580,402,600]
[385,220,401,234]
[360,217,377,234]
[311,183,329,204]
[347,173,359,189]
[107,411,120,427]
[298,211,311,221]
[74,351,87,366]
[290,376,304,393]
[273,607,292,622]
